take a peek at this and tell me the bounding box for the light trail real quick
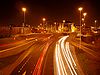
[61,37,77,75]
[66,42,76,66]
[54,36,78,75]
[61,37,75,75]
[33,43,50,75]
[55,44,61,75]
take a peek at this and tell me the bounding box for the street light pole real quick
[63,20,65,32]
[95,20,97,28]
[42,18,46,29]
[82,18,84,26]
[24,11,25,25]
[78,7,83,46]
[22,7,26,34]
[54,22,57,32]
[83,13,87,19]
[83,13,87,29]
[22,7,26,27]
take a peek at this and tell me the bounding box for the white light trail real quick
[66,42,76,66]
[58,44,67,75]
[61,37,74,75]
[54,36,78,75]
[55,44,61,75]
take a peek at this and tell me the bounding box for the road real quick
[0,33,89,75]
[0,33,62,75]
[0,33,52,75]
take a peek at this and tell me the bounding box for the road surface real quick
[0,33,87,75]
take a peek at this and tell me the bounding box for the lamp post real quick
[83,13,87,29]
[82,18,84,26]
[78,7,83,46]
[62,20,65,32]
[95,20,97,28]
[22,7,26,27]
[63,20,65,23]
[42,18,46,29]
[54,22,57,32]
[83,13,87,19]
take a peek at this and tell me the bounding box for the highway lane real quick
[0,38,36,58]
[54,36,76,75]
[0,33,51,50]
[0,33,84,75]
[35,34,61,75]
[54,36,84,75]
[0,37,40,51]
[10,34,61,75]
[0,38,24,50]
[0,40,39,75]
[0,38,37,73]
[0,33,53,75]
[11,41,47,75]
[0,33,52,58]
[32,35,83,75]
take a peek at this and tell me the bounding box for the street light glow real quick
[22,7,27,29]
[78,7,83,11]
[83,13,87,17]
[82,18,84,21]
[63,20,65,23]
[54,22,56,25]
[22,7,26,12]
[42,18,46,21]
[95,20,97,28]
[95,20,97,23]
[78,7,83,47]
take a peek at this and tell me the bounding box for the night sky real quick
[0,0,99,26]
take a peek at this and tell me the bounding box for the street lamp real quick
[22,7,26,27]
[78,7,83,30]
[78,7,83,46]
[83,13,87,18]
[63,20,65,23]
[62,20,65,32]
[82,18,84,26]
[42,18,46,22]
[95,20,97,28]
[82,18,84,21]
[83,12,87,29]
[54,22,57,32]
[42,18,46,29]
